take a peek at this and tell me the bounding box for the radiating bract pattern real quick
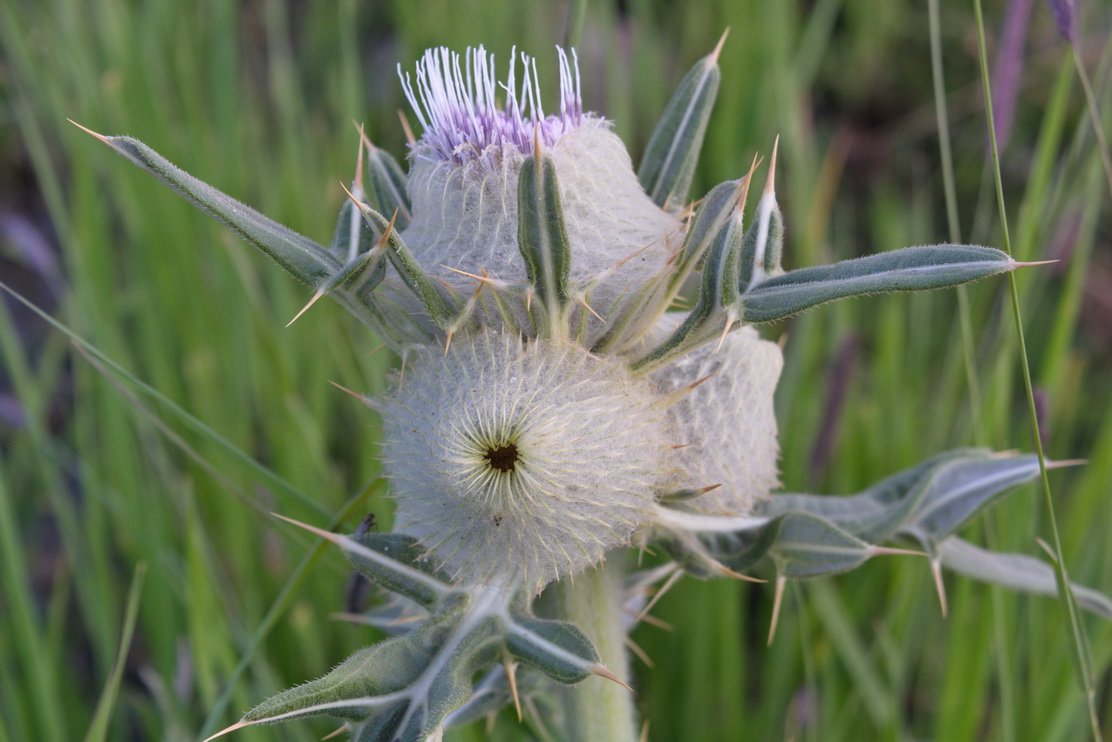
[377,329,676,589]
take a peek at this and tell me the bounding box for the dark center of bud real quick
[484,443,520,473]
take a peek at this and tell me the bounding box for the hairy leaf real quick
[638,36,723,209]
[83,131,338,283]
[741,245,1014,322]
[940,538,1112,621]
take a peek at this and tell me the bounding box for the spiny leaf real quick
[940,538,1112,621]
[632,178,745,370]
[346,532,454,607]
[517,151,571,334]
[763,513,880,578]
[506,614,600,683]
[74,125,338,284]
[759,449,1004,544]
[355,206,456,331]
[694,512,879,578]
[638,32,725,210]
[901,454,1042,544]
[275,516,452,606]
[739,145,784,289]
[362,137,411,228]
[682,451,1074,586]
[741,245,1015,322]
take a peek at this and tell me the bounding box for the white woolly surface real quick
[654,319,783,514]
[400,122,680,316]
[378,329,675,589]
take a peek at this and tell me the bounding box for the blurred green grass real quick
[1,1,1110,740]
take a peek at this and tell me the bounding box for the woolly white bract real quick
[654,321,782,515]
[378,330,675,588]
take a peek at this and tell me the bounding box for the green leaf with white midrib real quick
[363,142,411,229]
[667,450,1112,621]
[96,135,339,283]
[902,455,1041,543]
[632,179,743,371]
[939,538,1112,621]
[517,151,572,337]
[345,533,453,607]
[740,244,1015,322]
[763,513,877,577]
[638,46,721,210]
[758,449,1003,545]
[356,205,457,331]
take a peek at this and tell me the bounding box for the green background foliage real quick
[1,1,1109,740]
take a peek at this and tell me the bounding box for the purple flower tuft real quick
[398,46,586,166]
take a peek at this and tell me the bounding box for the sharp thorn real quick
[718,564,766,583]
[504,658,523,721]
[736,154,761,217]
[610,239,657,271]
[397,109,417,145]
[635,568,684,625]
[714,317,734,353]
[442,265,501,285]
[353,124,366,191]
[67,119,112,145]
[328,379,368,403]
[686,369,720,393]
[322,723,352,740]
[202,720,251,742]
[931,558,948,618]
[339,180,369,212]
[576,295,604,321]
[767,575,787,645]
[872,546,927,558]
[354,120,375,151]
[443,329,454,356]
[1046,458,1088,469]
[375,208,399,248]
[624,635,655,668]
[710,28,730,63]
[270,513,344,544]
[286,290,325,327]
[1012,259,1059,268]
[637,612,673,631]
[764,135,780,196]
[589,664,633,692]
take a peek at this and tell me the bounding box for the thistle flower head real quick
[376,329,676,589]
[394,46,680,330]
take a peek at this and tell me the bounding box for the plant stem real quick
[971,1,1102,738]
[552,560,638,742]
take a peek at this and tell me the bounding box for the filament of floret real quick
[398,45,585,164]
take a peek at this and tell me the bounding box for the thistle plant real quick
[77,39,1112,742]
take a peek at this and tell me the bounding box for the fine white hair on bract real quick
[375,329,678,589]
[398,45,583,165]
